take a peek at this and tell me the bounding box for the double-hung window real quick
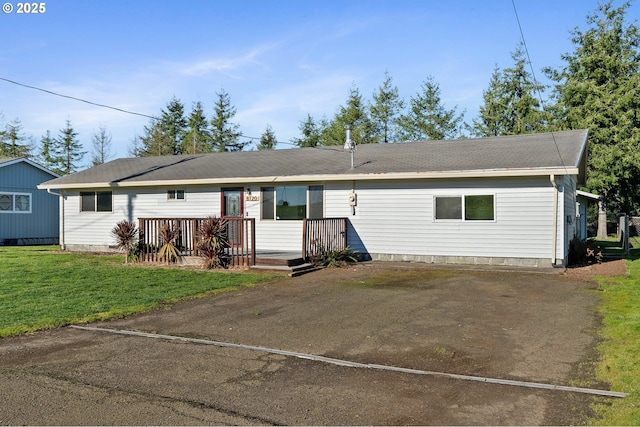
[434,195,494,221]
[80,191,113,212]
[0,192,31,213]
[261,185,324,220]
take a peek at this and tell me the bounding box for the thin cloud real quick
[180,43,278,77]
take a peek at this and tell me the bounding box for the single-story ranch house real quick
[39,129,590,268]
[1,157,59,245]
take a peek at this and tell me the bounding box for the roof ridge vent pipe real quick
[344,124,355,169]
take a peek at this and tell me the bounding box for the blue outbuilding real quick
[0,157,59,245]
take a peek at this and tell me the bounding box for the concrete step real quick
[255,257,306,267]
[249,262,321,277]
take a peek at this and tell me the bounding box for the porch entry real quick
[222,188,244,246]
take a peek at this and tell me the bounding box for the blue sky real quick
[1,0,637,163]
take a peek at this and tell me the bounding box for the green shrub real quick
[310,246,359,267]
[568,235,602,267]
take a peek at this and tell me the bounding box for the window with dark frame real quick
[80,191,113,212]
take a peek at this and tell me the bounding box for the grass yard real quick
[0,246,276,337]
[590,238,640,425]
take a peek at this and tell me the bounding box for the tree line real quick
[1,1,638,214]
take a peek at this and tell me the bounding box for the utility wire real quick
[0,76,297,146]
[510,0,569,173]
[0,76,159,120]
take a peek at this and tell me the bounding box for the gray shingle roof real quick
[39,130,588,189]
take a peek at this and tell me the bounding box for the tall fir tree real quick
[472,66,508,137]
[369,71,404,143]
[159,96,187,155]
[545,0,640,215]
[257,125,277,150]
[293,114,323,147]
[321,84,374,146]
[210,89,246,152]
[136,97,187,156]
[1,118,32,158]
[91,125,114,166]
[473,44,548,137]
[182,101,212,154]
[39,130,58,171]
[54,120,86,175]
[397,76,464,141]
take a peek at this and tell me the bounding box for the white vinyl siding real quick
[60,175,574,264]
[63,187,222,247]
[326,178,558,261]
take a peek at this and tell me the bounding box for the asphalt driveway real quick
[0,263,611,425]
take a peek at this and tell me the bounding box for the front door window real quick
[222,188,244,247]
[223,189,243,217]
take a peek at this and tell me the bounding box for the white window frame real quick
[167,189,185,201]
[0,192,31,214]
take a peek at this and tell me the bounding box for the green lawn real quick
[0,246,276,337]
[591,240,640,425]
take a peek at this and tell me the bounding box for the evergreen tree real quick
[321,84,374,146]
[210,89,246,152]
[1,118,32,158]
[54,120,86,175]
[39,130,58,171]
[473,45,548,137]
[135,97,187,156]
[159,96,187,154]
[137,120,174,156]
[472,66,507,137]
[293,114,322,147]
[398,76,464,141]
[369,71,404,143]
[545,1,640,214]
[91,125,114,166]
[257,125,277,150]
[182,101,212,154]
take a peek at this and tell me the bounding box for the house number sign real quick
[245,194,259,201]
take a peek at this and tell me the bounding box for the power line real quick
[0,76,298,147]
[510,0,569,174]
[0,76,159,120]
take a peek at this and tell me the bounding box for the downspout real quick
[550,175,558,266]
[46,188,65,250]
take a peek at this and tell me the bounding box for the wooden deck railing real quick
[302,217,348,260]
[138,217,255,266]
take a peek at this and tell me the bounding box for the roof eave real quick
[37,167,580,190]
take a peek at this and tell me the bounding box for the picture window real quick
[260,186,324,220]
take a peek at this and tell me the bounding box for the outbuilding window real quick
[80,191,112,212]
[434,195,494,221]
[0,192,31,213]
